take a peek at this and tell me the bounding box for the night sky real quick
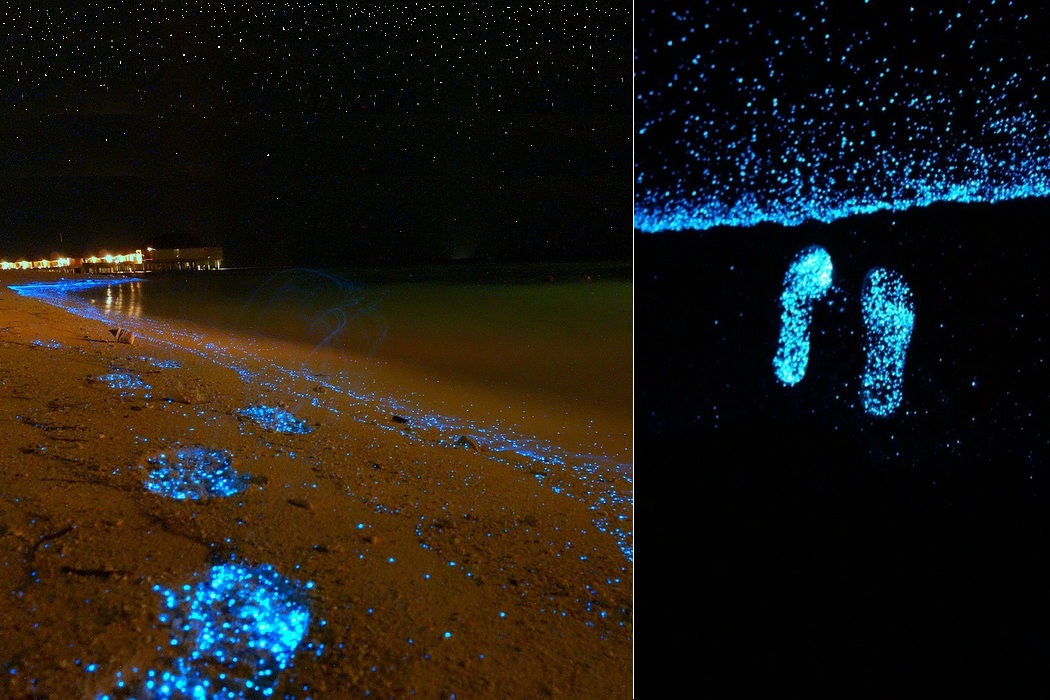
[0,3,630,267]
[638,2,1050,692]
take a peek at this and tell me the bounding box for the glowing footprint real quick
[773,245,834,385]
[860,268,914,417]
[105,563,313,699]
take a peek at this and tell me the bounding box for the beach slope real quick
[0,273,633,699]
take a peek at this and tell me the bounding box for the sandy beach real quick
[0,272,633,699]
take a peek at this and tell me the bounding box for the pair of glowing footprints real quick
[773,245,915,417]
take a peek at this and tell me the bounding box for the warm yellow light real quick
[0,250,152,271]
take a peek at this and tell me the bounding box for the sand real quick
[0,272,633,699]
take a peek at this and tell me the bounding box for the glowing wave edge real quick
[635,2,1050,232]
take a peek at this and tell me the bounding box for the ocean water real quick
[66,261,633,462]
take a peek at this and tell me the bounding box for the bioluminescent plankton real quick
[860,267,915,417]
[143,447,254,500]
[96,372,151,394]
[635,6,1050,233]
[773,245,834,386]
[102,562,313,699]
[238,405,313,434]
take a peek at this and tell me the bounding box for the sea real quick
[53,260,633,469]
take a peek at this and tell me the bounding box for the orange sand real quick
[0,272,633,699]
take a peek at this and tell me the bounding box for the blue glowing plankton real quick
[238,405,313,435]
[143,448,252,500]
[635,4,1050,232]
[860,268,914,417]
[773,245,834,385]
[97,372,151,394]
[103,563,312,699]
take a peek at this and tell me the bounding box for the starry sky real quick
[0,3,630,267]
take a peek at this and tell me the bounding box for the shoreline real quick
[0,271,634,698]
[0,259,632,285]
[9,271,632,471]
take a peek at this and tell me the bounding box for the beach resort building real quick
[0,247,223,273]
[139,247,224,272]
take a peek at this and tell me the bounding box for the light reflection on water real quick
[98,281,143,317]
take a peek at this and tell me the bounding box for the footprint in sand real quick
[773,244,834,386]
[860,267,915,417]
[103,562,313,699]
[773,247,915,417]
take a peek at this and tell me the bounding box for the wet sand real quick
[0,272,633,699]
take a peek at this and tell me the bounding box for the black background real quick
[639,199,1050,692]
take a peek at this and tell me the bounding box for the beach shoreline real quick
[0,271,633,698]
[16,270,633,469]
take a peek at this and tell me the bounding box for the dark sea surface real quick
[68,260,633,460]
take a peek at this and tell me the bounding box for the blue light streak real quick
[772,245,833,385]
[8,277,145,298]
[860,267,914,416]
[239,267,387,359]
[143,448,253,500]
